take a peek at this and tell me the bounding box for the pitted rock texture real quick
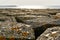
[0,22,35,40]
[36,27,60,40]
[0,9,60,40]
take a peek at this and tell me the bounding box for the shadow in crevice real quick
[15,17,24,23]
[48,13,57,15]
[33,24,60,39]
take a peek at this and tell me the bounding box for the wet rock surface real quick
[0,9,60,40]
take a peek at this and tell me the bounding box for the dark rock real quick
[16,16,52,28]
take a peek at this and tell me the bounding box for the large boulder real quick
[0,23,35,40]
[16,15,52,28]
[37,27,60,40]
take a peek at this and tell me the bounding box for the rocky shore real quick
[0,9,60,40]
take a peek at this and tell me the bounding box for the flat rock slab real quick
[0,15,16,22]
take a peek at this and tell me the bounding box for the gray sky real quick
[0,0,60,6]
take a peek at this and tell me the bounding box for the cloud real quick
[0,0,60,5]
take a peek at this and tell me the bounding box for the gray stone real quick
[37,27,60,40]
[0,15,16,22]
[0,23,35,40]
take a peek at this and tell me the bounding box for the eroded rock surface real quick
[37,27,60,40]
[0,9,60,40]
[0,22,35,40]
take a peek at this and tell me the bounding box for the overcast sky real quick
[0,0,60,6]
